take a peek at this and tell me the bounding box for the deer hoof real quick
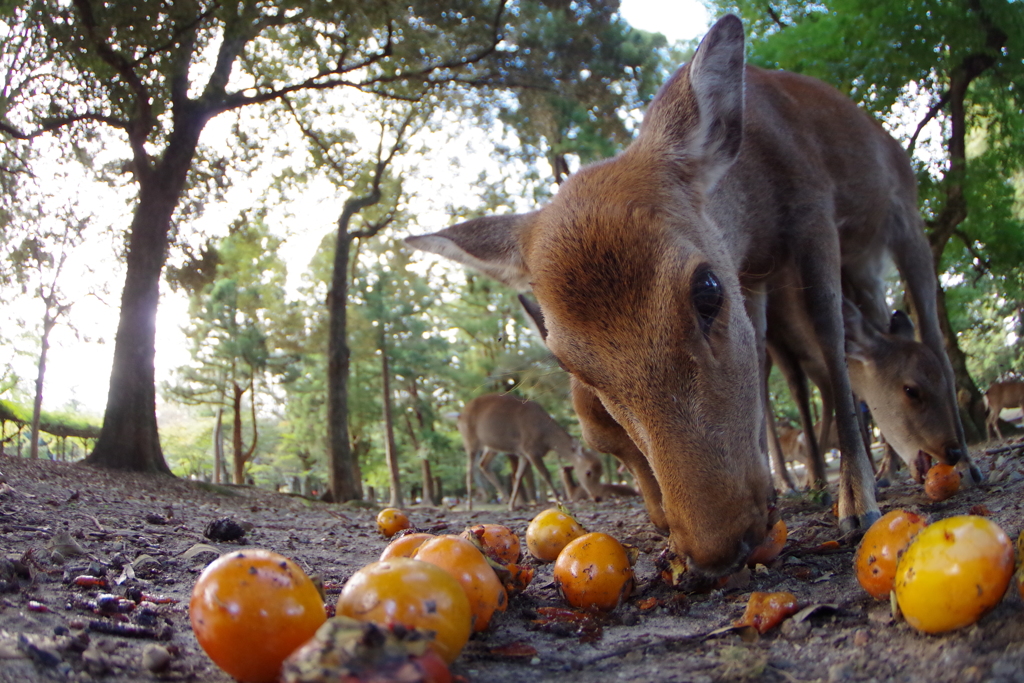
[839,509,880,535]
[962,463,985,486]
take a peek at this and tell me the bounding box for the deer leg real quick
[875,434,901,487]
[464,446,478,512]
[986,403,1004,440]
[763,353,796,492]
[764,402,796,492]
[526,449,562,506]
[571,379,668,533]
[772,340,829,493]
[519,458,538,505]
[508,450,554,510]
[800,245,880,533]
[477,449,509,503]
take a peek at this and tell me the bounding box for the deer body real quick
[407,16,964,575]
[985,381,1024,440]
[457,393,601,509]
[765,267,971,488]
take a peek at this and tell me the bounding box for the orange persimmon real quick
[854,509,928,599]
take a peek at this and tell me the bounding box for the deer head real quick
[844,301,964,482]
[408,16,774,575]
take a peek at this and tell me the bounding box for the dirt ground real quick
[3,439,1024,683]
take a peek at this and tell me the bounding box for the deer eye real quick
[904,385,921,401]
[692,268,723,338]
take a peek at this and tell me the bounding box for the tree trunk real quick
[421,458,435,506]
[935,286,985,441]
[232,381,245,484]
[30,314,56,460]
[381,341,403,508]
[327,230,361,502]
[86,126,203,474]
[213,405,225,484]
[923,10,1007,445]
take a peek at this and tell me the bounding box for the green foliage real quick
[0,398,100,438]
[163,213,297,480]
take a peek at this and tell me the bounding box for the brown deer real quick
[457,393,601,510]
[408,16,969,575]
[985,380,1024,440]
[765,270,974,489]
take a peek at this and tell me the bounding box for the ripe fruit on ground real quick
[376,508,412,538]
[336,558,471,664]
[924,463,961,502]
[895,515,1013,634]
[553,532,633,612]
[380,533,435,561]
[526,507,586,562]
[734,591,800,634]
[747,518,787,567]
[460,524,522,565]
[854,509,928,599]
[412,535,507,632]
[190,549,327,683]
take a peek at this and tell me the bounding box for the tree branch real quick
[0,113,129,140]
[212,0,509,116]
[952,228,992,284]
[71,0,154,175]
[906,89,950,157]
[766,4,789,30]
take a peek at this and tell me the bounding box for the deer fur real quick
[407,16,966,575]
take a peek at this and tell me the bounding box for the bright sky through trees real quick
[3,0,710,416]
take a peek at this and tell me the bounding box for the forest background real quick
[1,0,1022,504]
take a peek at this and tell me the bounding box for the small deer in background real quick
[985,380,1024,440]
[457,393,601,510]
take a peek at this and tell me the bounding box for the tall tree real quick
[166,216,291,483]
[1,0,516,473]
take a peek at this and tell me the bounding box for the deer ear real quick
[889,310,916,340]
[642,14,745,190]
[405,212,538,291]
[843,299,876,365]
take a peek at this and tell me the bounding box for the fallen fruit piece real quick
[747,518,787,567]
[895,515,1013,634]
[190,549,327,683]
[525,507,586,562]
[923,463,960,502]
[501,562,535,598]
[734,591,800,634]
[637,597,661,610]
[553,532,634,612]
[336,558,471,664]
[412,535,507,632]
[376,508,412,538]
[854,509,928,599]
[281,616,451,683]
[460,524,522,565]
[380,533,435,561]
